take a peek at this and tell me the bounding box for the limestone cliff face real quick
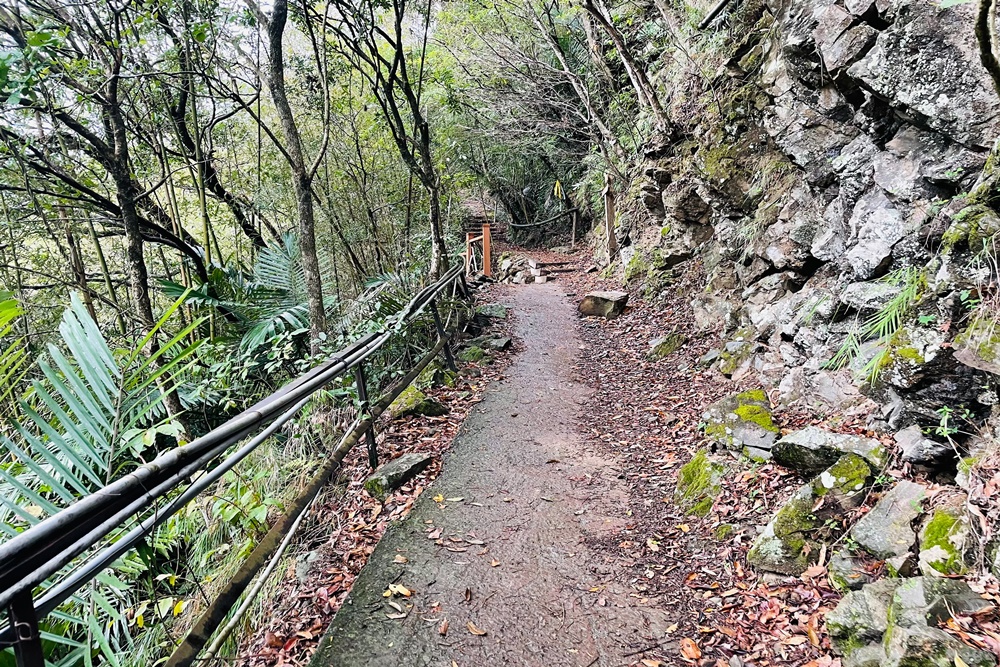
[621,0,1000,438]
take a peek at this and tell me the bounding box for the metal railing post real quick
[354,364,378,469]
[9,594,43,667]
[429,298,457,373]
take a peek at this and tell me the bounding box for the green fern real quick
[825,267,925,381]
[0,293,204,666]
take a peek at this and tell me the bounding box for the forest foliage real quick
[0,0,701,661]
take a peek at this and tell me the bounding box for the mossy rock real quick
[772,426,886,475]
[416,361,457,390]
[718,334,756,377]
[703,388,779,453]
[748,454,871,575]
[674,449,726,517]
[388,385,449,419]
[917,502,970,576]
[714,523,736,540]
[624,251,650,284]
[940,204,1000,253]
[647,332,686,360]
[458,346,487,363]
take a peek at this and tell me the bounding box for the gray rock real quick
[827,578,901,652]
[647,332,686,360]
[845,189,906,279]
[894,425,953,463]
[578,291,629,319]
[846,0,1000,149]
[890,576,993,630]
[884,625,996,667]
[698,349,721,366]
[771,426,886,474]
[363,452,434,501]
[840,280,904,314]
[468,335,511,351]
[828,547,875,592]
[849,480,926,560]
[475,303,509,319]
[829,577,996,667]
[702,389,779,453]
[748,454,872,575]
[843,644,888,667]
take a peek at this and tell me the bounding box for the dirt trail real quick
[310,282,673,666]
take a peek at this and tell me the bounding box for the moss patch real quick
[733,404,779,432]
[459,346,486,363]
[920,510,968,575]
[674,449,726,516]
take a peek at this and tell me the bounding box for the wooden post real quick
[570,210,577,250]
[602,173,618,261]
[482,222,492,277]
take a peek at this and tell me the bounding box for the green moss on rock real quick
[458,346,486,363]
[388,385,449,419]
[674,449,726,517]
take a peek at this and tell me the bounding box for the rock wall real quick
[622,0,1000,449]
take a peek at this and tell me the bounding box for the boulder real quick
[468,335,512,351]
[674,449,726,517]
[771,426,886,474]
[416,361,457,390]
[364,452,433,501]
[702,389,780,455]
[578,291,629,319]
[917,496,971,576]
[829,577,996,667]
[458,346,487,363]
[388,386,449,419]
[475,303,509,319]
[849,480,926,561]
[748,454,872,575]
[647,332,686,360]
[893,425,952,464]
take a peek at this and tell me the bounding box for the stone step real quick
[527,258,571,269]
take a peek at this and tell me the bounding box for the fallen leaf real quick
[641,661,664,667]
[433,494,445,503]
[680,637,701,661]
[428,528,442,540]
[386,612,408,620]
[393,555,409,564]
[467,621,487,636]
[265,630,283,648]
[490,559,500,567]
[439,618,449,636]
[678,524,690,533]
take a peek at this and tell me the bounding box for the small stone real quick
[849,480,926,560]
[578,290,629,319]
[826,578,900,653]
[363,452,434,501]
[698,349,721,366]
[647,332,686,360]
[893,425,952,464]
[772,426,886,474]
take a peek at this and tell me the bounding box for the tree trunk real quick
[263,0,327,353]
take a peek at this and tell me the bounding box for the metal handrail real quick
[0,264,467,664]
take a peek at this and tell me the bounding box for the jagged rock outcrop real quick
[826,577,996,667]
